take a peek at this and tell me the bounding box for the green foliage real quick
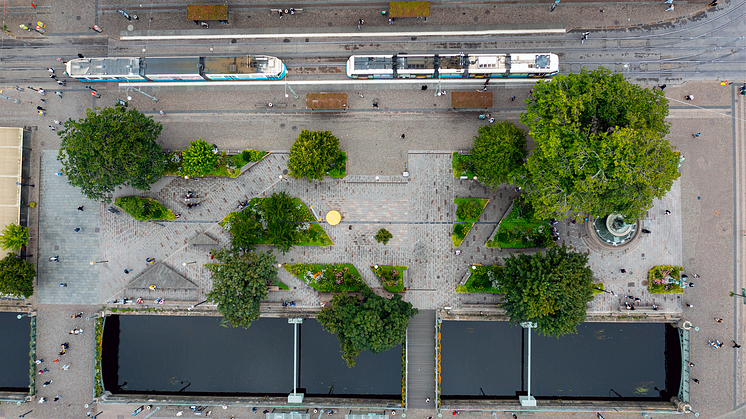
[499,245,594,337]
[317,289,418,367]
[287,130,344,181]
[261,191,310,253]
[241,149,268,163]
[221,210,263,251]
[488,199,554,249]
[181,139,220,177]
[371,265,406,292]
[374,228,393,245]
[0,223,29,251]
[452,152,476,178]
[470,121,527,188]
[94,318,104,397]
[57,106,165,202]
[205,248,278,329]
[0,254,35,298]
[114,196,176,221]
[286,263,366,293]
[455,198,488,222]
[457,265,503,293]
[520,67,679,220]
[648,265,684,294]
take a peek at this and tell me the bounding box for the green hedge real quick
[115,196,176,221]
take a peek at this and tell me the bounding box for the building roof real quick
[0,128,23,258]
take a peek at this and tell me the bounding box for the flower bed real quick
[452,198,489,247]
[94,317,104,397]
[285,263,366,292]
[371,265,407,292]
[456,265,503,293]
[648,265,684,293]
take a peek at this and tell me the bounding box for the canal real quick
[0,312,31,392]
[102,315,401,397]
[441,321,681,400]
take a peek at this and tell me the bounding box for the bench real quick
[619,305,663,314]
[270,8,304,14]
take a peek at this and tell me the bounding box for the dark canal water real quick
[102,315,401,396]
[0,312,31,391]
[441,321,681,400]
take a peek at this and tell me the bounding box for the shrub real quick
[242,149,268,162]
[457,201,482,221]
[453,224,466,239]
[181,139,219,177]
[115,196,176,221]
[375,228,393,245]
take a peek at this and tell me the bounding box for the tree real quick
[288,130,343,182]
[0,223,29,252]
[57,106,165,202]
[181,139,219,177]
[470,121,527,188]
[519,67,679,220]
[495,245,594,337]
[258,191,309,253]
[374,228,393,245]
[205,248,277,329]
[0,254,36,298]
[317,289,418,367]
[223,210,263,251]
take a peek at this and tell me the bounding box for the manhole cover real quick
[127,24,134,31]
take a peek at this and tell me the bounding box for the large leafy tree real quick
[181,139,219,177]
[317,289,418,367]
[259,191,309,253]
[57,106,165,202]
[519,67,679,220]
[495,245,594,337]
[471,121,527,188]
[0,223,29,252]
[205,248,277,329]
[223,210,263,252]
[287,130,343,182]
[0,254,35,298]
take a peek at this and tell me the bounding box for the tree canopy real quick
[205,248,277,329]
[57,106,165,202]
[181,139,219,177]
[0,223,29,252]
[495,245,594,337]
[0,254,35,298]
[519,67,679,220]
[471,121,527,188]
[317,289,418,367]
[287,130,343,182]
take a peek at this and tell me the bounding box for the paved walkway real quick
[406,310,436,410]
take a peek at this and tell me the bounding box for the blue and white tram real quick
[346,53,559,79]
[65,55,287,82]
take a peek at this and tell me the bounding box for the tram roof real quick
[203,56,270,75]
[351,56,394,71]
[67,57,142,77]
[144,57,201,75]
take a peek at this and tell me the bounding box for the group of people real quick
[36,317,78,403]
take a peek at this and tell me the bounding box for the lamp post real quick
[285,83,299,99]
[16,181,34,187]
[594,287,616,296]
[188,300,208,310]
[90,260,108,265]
[519,321,538,406]
[0,91,21,104]
[86,312,104,320]
[182,261,196,266]
[16,312,35,320]
[125,82,158,102]
[730,289,746,304]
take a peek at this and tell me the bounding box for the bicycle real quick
[551,0,560,12]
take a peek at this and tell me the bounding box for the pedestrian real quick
[49,74,57,79]
[57,79,65,86]
[665,4,674,11]
[78,53,84,58]
[642,228,651,233]
[513,415,518,419]
[389,18,393,24]
[733,341,741,348]
[693,133,701,137]
[686,95,693,100]
[160,109,165,117]
[38,397,45,404]
[77,206,84,211]
[35,359,43,364]
[715,318,723,322]
[692,378,699,383]
[124,268,132,274]
[53,395,60,402]
[529,89,534,97]
[426,397,430,403]
[38,88,45,95]
[49,125,56,131]
[597,414,605,419]
[634,297,641,304]
[72,312,83,318]
[620,269,626,273]
[665,210,671,215]
[146,257,155,264]
[693,273,700,278]
[657,84,667,90]
[652,303,658,310]
[510,96,516,101]
[686,303,694,307]
[43,380,52,386]
[401,134,406,139]
[36,106,45,111]
[54,120,62,125]
[47,67,54,73]
[373,102,379,109]
[49,256,59,262]
[359,19,365,25]
[688,362,695,367]
[38,110,45,116]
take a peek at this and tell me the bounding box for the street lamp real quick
[594,287,616,296]
[730,289,746,304]
[16,312,34,320]
[188,300,208,310]
[90,260,108,265]
[182,261,196,266]
[16,182,34,187]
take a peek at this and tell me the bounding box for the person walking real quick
[693,133,701,137]
[62,364,70,370]
[657,84,667,90]
[49,256,59,261]
[54,120,62,125]
[686,95,694,100]
[160,109,165,117]
[733,341,741,348]
[77,206,84,211]
[692,378,700,383]
[715,318,723,322]
[59,283,67,287]
[49,125,56,131]
[36,106,45,111]
[47,67,54,73]
[73,227,81,232]
[665,210,671,215]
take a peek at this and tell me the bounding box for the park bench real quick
[270,8,304,14]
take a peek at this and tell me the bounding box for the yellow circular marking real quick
[714,210,720,216]
[326,210,341,226]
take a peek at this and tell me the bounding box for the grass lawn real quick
[284,263,366,293]
[455,265,504,293]
[486,204,553,249]
[452,152,476,178]
[114,196,175,221]
[371,265,407,293]
[452,198,489,247]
